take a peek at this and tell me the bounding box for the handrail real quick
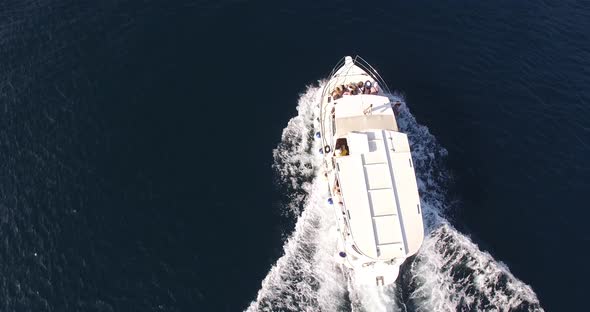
[319,56,394,151]
[320,55,392,102]
[353,56,392,95]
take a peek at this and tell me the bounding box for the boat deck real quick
[334,129,423,260]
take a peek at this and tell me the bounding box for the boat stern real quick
[348,259,402,286]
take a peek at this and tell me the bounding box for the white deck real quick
[332,94,398,136]
[334,94,392,119]
[335,130,423,260]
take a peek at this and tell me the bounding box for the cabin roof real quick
[335,129,424,260]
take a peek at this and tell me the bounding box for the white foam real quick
[247,83,347,312]
[247,83,543,311]
[409,223,543,311]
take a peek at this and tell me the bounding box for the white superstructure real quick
[320,56,424,286]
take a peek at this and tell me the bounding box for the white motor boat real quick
[319,56,424,286]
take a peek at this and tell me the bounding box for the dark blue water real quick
[0,0,588,311]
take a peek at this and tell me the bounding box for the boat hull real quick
[319,56,424,286]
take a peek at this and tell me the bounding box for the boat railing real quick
[322,55,393,98]
[352,56,392,95]
[321,58,346,99]
[320,56,393,152]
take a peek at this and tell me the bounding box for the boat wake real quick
[247,83,543,312]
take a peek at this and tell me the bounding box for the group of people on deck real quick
[331,80,379,100]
